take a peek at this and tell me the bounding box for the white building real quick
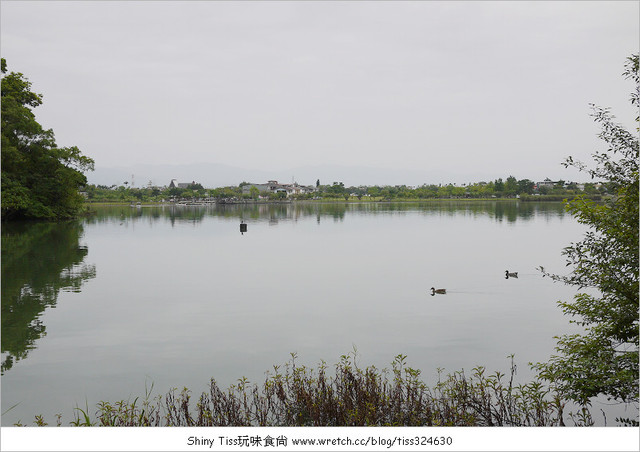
[242,180,316,197]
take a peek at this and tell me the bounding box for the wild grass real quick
[21,353,596,426]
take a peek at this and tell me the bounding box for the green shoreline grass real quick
[16,354,614,427]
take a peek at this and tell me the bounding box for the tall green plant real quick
[536,55,639,409]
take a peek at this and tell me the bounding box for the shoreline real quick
[84,195,601,207]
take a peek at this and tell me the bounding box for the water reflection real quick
[2,201,588,426]
[1,221,95,374]
[86,201,567,226]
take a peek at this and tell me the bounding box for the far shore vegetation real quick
[1,55,637,427]
[81,178,606,206]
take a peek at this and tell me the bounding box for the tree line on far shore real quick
[83,177,608,204]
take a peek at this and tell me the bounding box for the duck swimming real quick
[431,287,446,295]
[505,270,518,279]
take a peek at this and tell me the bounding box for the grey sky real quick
[1,1,638,185]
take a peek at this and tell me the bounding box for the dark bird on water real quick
[431,287,446,295]
[505,270,518,279]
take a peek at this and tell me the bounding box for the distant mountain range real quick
[87,163,485,188]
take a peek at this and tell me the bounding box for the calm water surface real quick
[1,201,627,425]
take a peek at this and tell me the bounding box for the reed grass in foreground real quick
[24,354,599,426]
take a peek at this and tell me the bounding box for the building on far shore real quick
[169,179,200,189]
[242,180,316,197]
[534,178,559,191]
[533,178,592,192]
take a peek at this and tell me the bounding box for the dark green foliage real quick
[1,58,94,220]
[535,55,639,408]
[325,181,346,197]
[517,179,535,194]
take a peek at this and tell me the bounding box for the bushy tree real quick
[504,176,518,196]
[493,178,504,195]
[535,55,639,409]
[1,58,94,220]
[517,179,535,195]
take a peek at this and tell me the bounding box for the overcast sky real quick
[1,1,638,185]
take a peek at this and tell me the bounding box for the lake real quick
[0,201,628,425]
